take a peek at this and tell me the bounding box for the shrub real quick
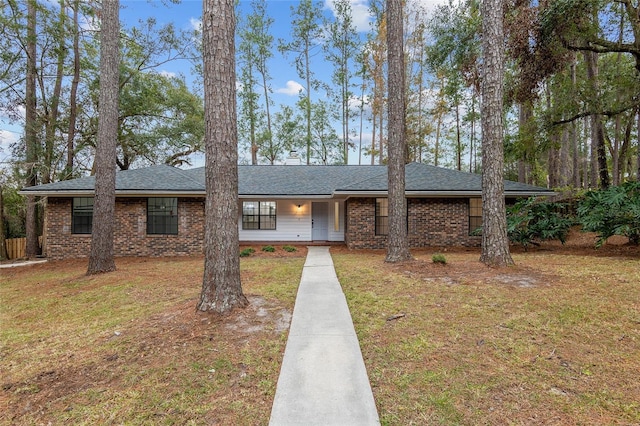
[432,253,447,264]
[239,247,255,257]
[577,181,640,248]
[282,245,297,252]
[507,197,575,248]
[261,245,276,252]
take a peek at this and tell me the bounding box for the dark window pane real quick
[147,198,178,234]
[469,198,482,235]
[375,198,388,235]
[72,197,94,234]
[242,201,276,230]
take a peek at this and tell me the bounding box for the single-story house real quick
[20,162,553,259]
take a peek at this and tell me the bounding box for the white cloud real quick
[159,70,177,79]
[348,94,371,115]
[0,129,20,155]
[190,17,202,32]
[275,80,304,96]
[408,0,446,14]
[325,0,373,33]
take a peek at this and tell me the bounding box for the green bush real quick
[507,197,575,248]
[432,253,447,264]
[239,247,255,257]
[261,245,276,252]
[577,181,640,248]
[282,245,297,252]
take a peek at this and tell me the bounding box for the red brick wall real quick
[45,197,205,260]
[345,197,481,249]
[45,196,481,259]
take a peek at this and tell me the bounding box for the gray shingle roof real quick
[21,162,553,197]
[336,162,550,194]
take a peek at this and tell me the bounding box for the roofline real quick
[335,190,556,197]
[18,190,336,199]
[20,190,555,198]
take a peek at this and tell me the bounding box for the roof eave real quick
[18,190,206,197]
[238,194,333,199]
[334,190,556,198]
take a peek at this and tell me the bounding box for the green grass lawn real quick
[2,246,639,425]
[333,249,640,425]
[1,254,304,425]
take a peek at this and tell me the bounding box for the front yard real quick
[1,238,638,425]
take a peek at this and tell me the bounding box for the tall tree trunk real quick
[43,0,67,185]
[87,0,119,274]
[559,124,570,187]
[305,40,312,165]
[583,51,610,189]
[25,0,39,258]
[480,0,513,267]
[198,0,248,313]
[378,107,384,164]
[0,185,7,260]
[385,0,411,263]
[65,0,81,179]
[455,102,461,171]
[570,53,580,188]
[612,115,621,186]
[470,94,476,173]
[637,109,640,181]
[546,87,560,188]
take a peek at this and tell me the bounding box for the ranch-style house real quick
[20,161,553,260]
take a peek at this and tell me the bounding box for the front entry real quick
[312,202,329,241]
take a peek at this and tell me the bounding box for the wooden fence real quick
[3,237,43,260]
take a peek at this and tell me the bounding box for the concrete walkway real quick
[0,259,47,269]
[269,246,380,426]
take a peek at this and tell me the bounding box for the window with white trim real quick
[242,201,276,230]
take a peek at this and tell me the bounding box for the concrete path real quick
[269,246,380,426]
[0,259,47,269]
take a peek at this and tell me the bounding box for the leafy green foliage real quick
[282,245,297,253]
[261,245,275,252]
[431,253,447,264]
[507,197,575,248]
[577,182,640,248]
[240,248,255,257]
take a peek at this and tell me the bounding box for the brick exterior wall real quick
[45,197,205,260]
[45,196,481,259]
[345,197,481,249]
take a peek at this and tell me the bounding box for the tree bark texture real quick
[583,50,610,189]
[637,109,640,181]
[0,186,7,260]
[198,0,248,314]
[65,0,81,179]
[480,0,514,267]
[25,0,39,258]
[385,0,412,263]
[87,0,119,274]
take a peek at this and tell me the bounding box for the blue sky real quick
[0,0,442,167]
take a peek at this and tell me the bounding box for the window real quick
[375,198,388,235]
[469,198,482,235]
[147,198,178,235]
[242,201,276,230]
[72,197,93,234]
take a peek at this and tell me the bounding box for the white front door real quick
[312,202,329,241]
